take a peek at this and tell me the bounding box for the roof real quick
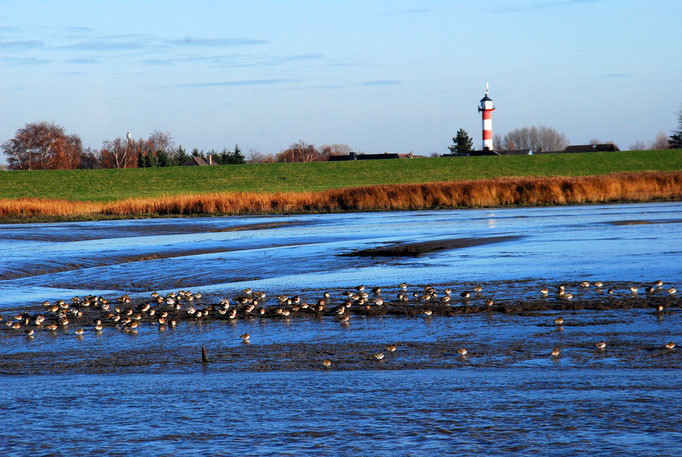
[328,152,413,161]
[564,144,620,153]
[498,149,532,156]
[480,94,493,103]
[182,156,213,166]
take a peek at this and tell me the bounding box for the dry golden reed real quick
[2,172,681,220]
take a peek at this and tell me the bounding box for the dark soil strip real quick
[341,235,522,257]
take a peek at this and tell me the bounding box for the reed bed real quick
[1,172,681,221]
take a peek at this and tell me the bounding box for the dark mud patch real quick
[606,219,682,226]
[341,235,522,257]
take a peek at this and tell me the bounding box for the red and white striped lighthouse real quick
[478,83,495,151]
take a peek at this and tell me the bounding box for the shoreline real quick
[1,171,681,223]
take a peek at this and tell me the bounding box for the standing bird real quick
[551,347,560,358]
[595,341,607,350]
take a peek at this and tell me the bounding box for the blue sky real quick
[1,0,680,160]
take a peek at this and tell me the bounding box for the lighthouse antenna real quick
[485,82,489,95]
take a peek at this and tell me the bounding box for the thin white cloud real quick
[55,40,146,51]
[169,37,268,47]
[0,40,45,49]
[178,79,293,88]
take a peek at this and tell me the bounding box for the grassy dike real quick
[1,149,681,201]
[0,150,681,222]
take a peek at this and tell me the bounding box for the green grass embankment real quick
[1,150,680,202]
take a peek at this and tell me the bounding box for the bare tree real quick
[628,140,647,151]
[2,121,82,170]
[493,134,504,151]
[100,136,148,168]
[319,143,352,159]
[502,126,569,152]
[275,140,323,162]
[650,131,670,150]
[246,147,275,164]
[148,130,175,154]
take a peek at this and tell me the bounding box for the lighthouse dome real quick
[480,94,494,111]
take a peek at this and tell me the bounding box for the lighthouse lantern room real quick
[478,83,495,151]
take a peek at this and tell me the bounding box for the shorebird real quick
[667,287,677,295]
[386,344,397,352]
[25,329,35,337]
[355,285,365,292]
[374,352,384,360]
[607,288,614,294]
[655,280,663,287]
[460,291,471,299]
[241,332,250,342]
[322,359,332,367]
[551,347,560,357]
[457,348,468,356]
[629,286,638,294]
[398,283,407,291]
[424,309,432,316]
[540,288,549,296]
[74,328,84,336]
[665,342,675,349]
[554,317,564,325]
[484,298,494,307]
[594,281,603,288]
[564,293,573,300]
[473,285,482,293]
[645,286,655,294]
[580,281,590,288]
[595,341,607,350]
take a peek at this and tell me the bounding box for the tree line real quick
[1,121,354,170]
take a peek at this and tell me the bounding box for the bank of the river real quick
[1,149,681,201]
[1,171,681,222]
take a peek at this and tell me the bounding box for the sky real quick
[1,0,681,162]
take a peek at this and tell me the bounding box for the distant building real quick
[442,143,621,157]
[182,155,216,166]
[328,152,415,161]
[563,144,620,153]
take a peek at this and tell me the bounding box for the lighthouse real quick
[478,83,495,151]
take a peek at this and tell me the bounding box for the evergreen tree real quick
[191,148,200,157]
[232,144,245,164]
[137,151,146,168]
[157,150,170,167]
[448,129,474,154]
[219,148,230,165]
[174,145,189,166]
[670,109,682,149]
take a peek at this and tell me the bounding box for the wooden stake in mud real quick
[201,345,208,364]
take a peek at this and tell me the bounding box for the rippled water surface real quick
[1,202,681,455]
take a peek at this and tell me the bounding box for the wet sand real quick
[1,281,679,375]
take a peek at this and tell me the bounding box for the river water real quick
[1,202,681,455]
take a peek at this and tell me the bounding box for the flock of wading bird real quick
[2,279,678,366]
